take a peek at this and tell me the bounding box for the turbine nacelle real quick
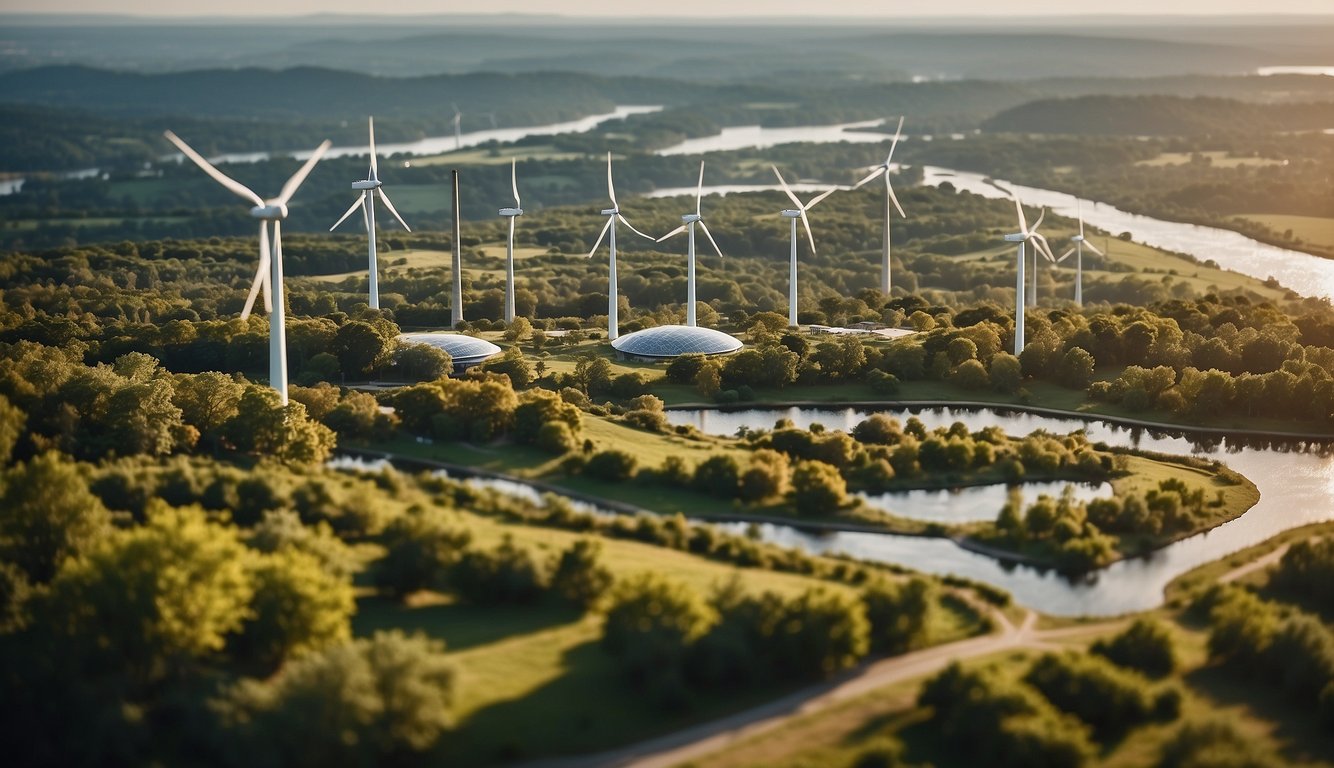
[600,207,618,216]
[682,213,701,223]
[352,179,383,191]
[1003,233,1027,242]
[1071,235,1086,243]
[250,203,289,220]
[780,209,802,218]
[499,207,523,217]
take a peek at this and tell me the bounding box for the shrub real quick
[1091,618,1177,678]
[584,449,638,482]
[536,421,578,454]
[692,454,742,498]
[374,510,472,599]
[601,573,716,688]
[550,539,614,610]
[1023,651,1162,741]
[862,577,936,654]
[789,460,847,515]
[1158,720,1277,768]
[451,535,548,604]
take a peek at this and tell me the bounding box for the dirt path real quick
[517,608,1118,768]
[1219,541,1301,584]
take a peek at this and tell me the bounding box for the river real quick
[664,406,1334,616]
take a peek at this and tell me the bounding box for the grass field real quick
[1135,151,1285,169]
[1237,213,1334,250]
[4,215,189,230]
[349,496,986,766]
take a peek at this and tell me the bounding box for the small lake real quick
[859,480,1114,525]
[655,119,893,156]
[1256,66,1334,77]
[668,406,1334,616]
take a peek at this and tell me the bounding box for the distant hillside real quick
[983,95,1334,136]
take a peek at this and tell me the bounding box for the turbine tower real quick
[1057,200,1103,307]
[588,152,653,341]
[773,166,837,327]
[164,130,331,405]
[329,117,411,311]
[656,160,724,327]
[498,159,523,324]
[451,103,463,151]
[852,116,907,296]
[1003,197,1056,355]
[1025,209,1055,306]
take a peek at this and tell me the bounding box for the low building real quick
[398,332,502,373]
[610,324,743,361]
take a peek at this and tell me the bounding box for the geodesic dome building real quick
[610,324,742,361]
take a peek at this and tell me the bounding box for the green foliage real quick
[217,630,454,766]
[602,573,717,699]
[1157,719,1279,768]
[45,502,254,682]
[0,452,112,583]
[233,548,354,673]
[1269,537,1334,613]
[1023,651,1167,741]
[789,460,848,515]
[1091,618,1177,678]
[862,577,936,654]
[0,393,23,465]
[374,508,472,600]
[225,387,336,466]
[450,534,549,605]
[584,448,638,482]
[550,538,614,610]
[393,342,451,381]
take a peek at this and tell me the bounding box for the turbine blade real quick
[377,188,411,231]
[275,140,333,206]
[657,224,688,243]
[618,213,654,241]
[163,130,264,207]
[511,158,520,208]
[800,209,817,254]
[1083,240,1105,257]
[588,216,613,257]
[1014,196,1029,234]
[240,223,269,320]
[1031,207,1047,233]
[330,196,364,231]
[606,152,617,208]
[853,167,884,189]
[885,115,905,162]
[695,160,705,216]
[368,116,378,180]
[1030,233,1057,262]
[886,177,906,219]
[1057,247,1075,263]
[772,165,802,209]
[1077,199,1084,238]
[805,187,837,210]
[699,220,723,258]
[269,220,281,313]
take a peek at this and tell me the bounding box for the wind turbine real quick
[1003,197,1056,355]
[656,160,723,327]
[329,117,411,311]
[1026,209,1055,306]
[451,103,462,151]
[589,152,653,341]
[1056,200,1103,306]
[852,116,907,296]
[163,130,330,405]
[773,165,837,327]
[498,159,523,324]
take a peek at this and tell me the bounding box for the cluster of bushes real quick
[919,637,1181,768]
[373,506,614,610]
[1197,584,1334,725]
[989,476,1224,571]
[1267,536,1334,614]
[601,572,939,710]
[390,372,582,448]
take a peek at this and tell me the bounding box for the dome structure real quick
[398,332,502,372]
[610,325,742,361]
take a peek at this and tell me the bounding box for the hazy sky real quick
[10,0,1334,17]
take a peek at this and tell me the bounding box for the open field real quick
[407,144,588,167]
[3,215,189,230]
[1237,213,1334,250]
[1135,151,1286,169]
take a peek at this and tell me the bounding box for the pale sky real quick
[7,0,1334,17]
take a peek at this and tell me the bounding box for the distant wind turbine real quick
[1056,200,1103,307]
[164,130,330,405]
[1025,208,1056,306]
[589,152,653,340]
[498,159,523,324]
[452,103,463,151]
[329,117,411,311]
[657,160,724,327]
[1003,197,1055,354]
[852,116,908,296]
[773,165,837,328]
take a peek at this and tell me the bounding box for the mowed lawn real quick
[1238,213,1334,250]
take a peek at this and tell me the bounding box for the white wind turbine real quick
[164,130,331,405]
[1026,209,1056,306]
[852,116,907,296]
[1003,197,1056,355]
[773,165,837,327]
[329,117,411,311]
[589,152,653,341]
[656,160,724,327]
[451,103,463,151]
[1056,200,1103,307]
[498,159,523,324]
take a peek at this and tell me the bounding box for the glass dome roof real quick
[611,325,742,359]
[398,333,502,363]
